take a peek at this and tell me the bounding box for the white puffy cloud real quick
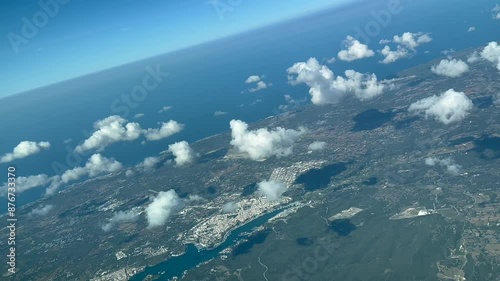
[146,190,182,228]
[431,59,469,78]
[467,26,476,32]
[467,51,481,63]
[0,141,51,163]
[125,169,134,177]
[102,210,138,232]
[244,75,272,93]
[0,174,50,196]
[230,120,306,161]
[257,180,287,201]
[143,120,184,141]
[29,204,54,216]
[61,154,123,183]
[325,57,336,64]
[493,5,500,19]
[425,157,461,175]
[158,106,172,113]
[308,141,327,151]
[133,113,145,119]
[222,201,239,213]
[378,32,431,63]
[168,141,195,166]
[409,89,473,125]
[136,156,160,172]
[480,41,500,71]
[379,45,410,64]
[245,75,262,83]
[214,111,228,116]
[287,58,391,104]
[75,116,141,153]
[393,32,432,50]
[337,36,375,62]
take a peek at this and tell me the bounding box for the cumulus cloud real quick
[158,106,172,113]
[409,89,473,125]
[0,174,51,196]
[102,210,139,232]
[308,141,327,151]
[125,169,134,177]
[29,204,54,216]
[425,157,461,175]
[325,57,336,64]
[431,58,469,78]
[0,141,50,163]
[378,32,432,64]
[222,201,239,213]
[75,116,141,153]
[134,113,145,119]
[493,4,500,19]
[467,26,476,32]
[136,156,160,172]
[287,58,391,104]
[245,75,262,83]
[379,45,410,64]
[244,75,272,93]
[143,120,184,141]
[214,111,228,116]
[257,180,287,201]
[230,120,306,161]
[168,141,196,166]
[146,190,182,228]
[480,41,500,71]
[61,154,122,184]
[393,32,432,50]
[337,36,375,62]
[467,51,481,63]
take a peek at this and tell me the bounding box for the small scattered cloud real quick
[29,204,54,216]
[222,201,239,213]
[379,45,410,64]
[392,32,432,50]
[158,106,172,113]
[60,154,123,184]
[467,51,481,63]
[136,156,160,172]
[146,190,182,228]
[425,157,461,175]
[168,141,196,166]
[0,141,50,163]
[325,57,336,64]
[257,180,287,201]
[337,36,375,62]
[125,169,134,177]
[134,113,145,119]
[243,75,272,93]
[480,41,500,71]
[431,58,469,78]
[467,26,476,32]
[308,141,327,151]
[75,116,141,153]
[492,4,500,19]
[287,58,392,104]
[230,119,306,161]
[213,111,228,117]
[143,120,184,141]
[102,210,139,232]
[378,32,432,64]
[409,89,473,125]
[441,49,455,56]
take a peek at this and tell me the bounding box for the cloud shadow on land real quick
[328,219,357,236]
[351,109,396,132]
[232,229,271,257]
[295,163,347,192]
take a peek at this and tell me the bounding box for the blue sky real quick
[0,0,354,97]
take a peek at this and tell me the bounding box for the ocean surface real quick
[0,0,498,206]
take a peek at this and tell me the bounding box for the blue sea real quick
[0,0,498,206]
